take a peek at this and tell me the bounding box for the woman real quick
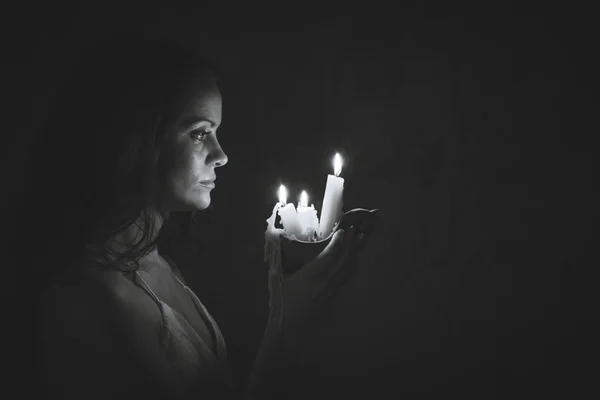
[28,34,370,399]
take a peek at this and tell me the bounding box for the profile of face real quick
[158,75,228,213]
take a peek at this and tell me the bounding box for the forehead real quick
[178,76,222,124]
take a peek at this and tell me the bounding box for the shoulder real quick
[41,266,126,316]
[37,268,126,389]
[37,266,176,397]
[40,267,120,324]
[38,265,161,344]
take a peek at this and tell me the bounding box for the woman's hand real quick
[276,224,370,330]
[249,220,375,396]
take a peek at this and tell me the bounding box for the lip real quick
[199,180,215,188]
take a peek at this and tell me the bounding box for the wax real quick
[264,201,284,329]
[265,202,284,261]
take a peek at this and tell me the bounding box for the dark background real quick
[5,2,597,398]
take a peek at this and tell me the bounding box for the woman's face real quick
[159,76,228,213]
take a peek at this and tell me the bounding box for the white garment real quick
[135,270,232,398]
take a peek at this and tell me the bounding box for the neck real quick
[119,210,162,248]
[95,210,165,266]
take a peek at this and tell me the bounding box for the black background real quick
[5,2,597,398]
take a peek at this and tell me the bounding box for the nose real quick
[207,137,228,168]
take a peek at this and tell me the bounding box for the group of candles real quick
[271,153,345,241]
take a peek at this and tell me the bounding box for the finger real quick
[309,230,365,310]
[300,229,344,280]
[304,228,346,278]
[355,232,369,253]
[318,240,364,302]
[334,226,358,268]
[321,228,346,260]
[316,259,358,306]
[312,256,360,308]
[314,225,358,282]
[321,228,368,288]
[329,234,362,285]
[358,217,378,239]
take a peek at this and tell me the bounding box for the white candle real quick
[318,153,345,239]
[276,184,302,239]
[296,190,320,241]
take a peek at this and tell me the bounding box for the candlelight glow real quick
[299,190,308,208]
[278,184,287,204]
[333,153,343,177]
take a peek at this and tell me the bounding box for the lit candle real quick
[318,153,345,239]
[276,184,302,239]
[296,190,320,241]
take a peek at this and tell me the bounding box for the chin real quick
[192,193,212,211]
[174,200,210,213]
[167,188,212,212]
[195,201,211,211]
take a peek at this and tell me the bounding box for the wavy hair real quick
[18,33,219,282]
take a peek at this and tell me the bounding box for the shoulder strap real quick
[134,271,162,307]
[161,253,187,286]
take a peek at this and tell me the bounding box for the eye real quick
[190,129,211,142]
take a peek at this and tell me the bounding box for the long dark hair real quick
[16,33,219,285]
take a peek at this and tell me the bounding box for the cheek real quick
[169,147,204,186]
[187,152,205,183]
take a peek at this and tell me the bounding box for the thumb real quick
[303,229,345,277]
[319,228,346,261]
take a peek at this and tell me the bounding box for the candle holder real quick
[280,208,379,274]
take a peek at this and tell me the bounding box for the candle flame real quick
[278,184,287,204]
[333,153,343,176]
[300,190,308,208]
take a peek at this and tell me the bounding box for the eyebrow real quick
[181,116,218,128]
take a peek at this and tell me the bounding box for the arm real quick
[240,313,302,400]
[240,271,308,400]
[242,226,366,399]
